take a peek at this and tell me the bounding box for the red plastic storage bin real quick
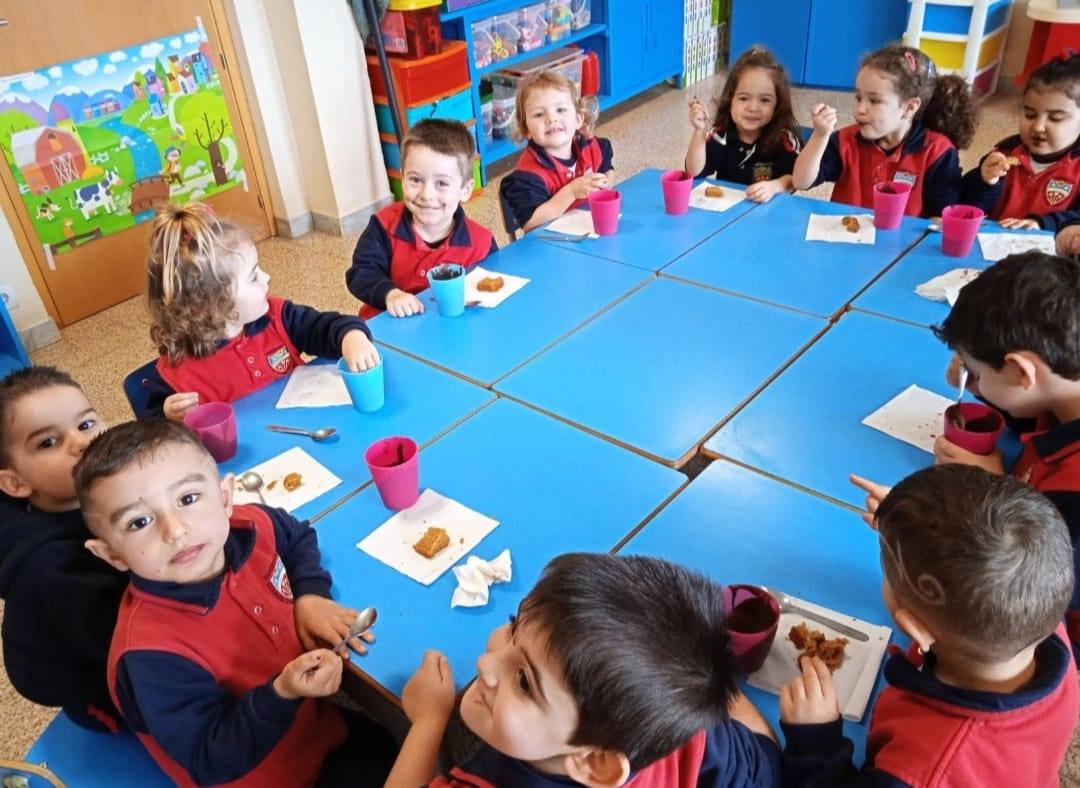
[367,41,470,106]
[376,5,442,59]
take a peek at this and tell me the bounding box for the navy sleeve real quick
[263,505,332,599]
[346,216,396,311]
[499,170,551,233]
[143,364,176,420]
[696,135,725,180]
[279,300,371,360]
[959,154,1003,215]
[115,650,300,785]
[921,147,961,219]
[811,132,844,188]
[596,137,614,173]
[696,722,782,787]
[1034,191,1080,232]
[1041,491,1080,614]
[773,141,799,178]
[781,719,908,787]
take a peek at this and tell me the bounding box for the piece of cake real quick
[1002,155,1021,169]
[477,276,504,293]
[841,215,860,233]
[413,527,450,559]
[704,185,724,198]
[282,472,303,492]
[788,622,848,672]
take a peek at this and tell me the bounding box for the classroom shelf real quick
[478,24,606,76]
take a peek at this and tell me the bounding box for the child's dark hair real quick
[861,45,977,149]
[713,46,801,156]
[875,465,1072,660]
[517,553,739,771]
[1026,51,1080,105]
[401,119,476,183]
[74,419,210,510]
[0,366,82,467]
[933,251,1080,379]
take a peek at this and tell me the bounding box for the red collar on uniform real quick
[393,205,474,249]
[525,137,589,173]
[1026,416,1080,465]
[854,121,930,157]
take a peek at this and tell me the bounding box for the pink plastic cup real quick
[183,402,238,462]
[723,584,781,674]
[943,403,1005,456]
[872,181,912,230]
[364,436,419,510]
[941,205,985,257]
[588,189,621,235]
[660,170,693,215]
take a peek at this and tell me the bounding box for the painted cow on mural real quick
[71,169,124,220]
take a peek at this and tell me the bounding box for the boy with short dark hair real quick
[783,465,1078,786]
[76,419,392,787]
[347,119,497,319]
[0,365,127,731]
[386,553,782,787]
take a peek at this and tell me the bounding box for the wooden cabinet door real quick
[0,0,273,325]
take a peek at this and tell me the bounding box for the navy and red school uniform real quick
[428,719,781,787]
[144,296,370,418]
[108,505,348,787]
[781,627,1078,787]
[960,135,1080,232]
[810,123,960,218]
[347,202,496,319]
[0,495,127,732]
[693,127,800,185]
[499,135,614,233]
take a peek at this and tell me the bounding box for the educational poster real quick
[0,24,246,258]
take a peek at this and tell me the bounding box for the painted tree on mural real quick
[194,112,229,186]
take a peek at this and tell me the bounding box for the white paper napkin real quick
[275,364,352,409]
[451,549,512,608]
[806,213,876,245]
[978,232,1056,262]
[689,181,747,212]
[357,489,500,585]
[233,447,342,512]
[544,209,599,238]
[747,597,891,722]
[914,268,981,306]
[464,267,531,308]
[862,384,954,454]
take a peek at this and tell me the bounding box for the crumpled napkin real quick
[451,549,512,608]
[914,268,980,306]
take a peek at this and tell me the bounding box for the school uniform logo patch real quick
[267,346,292,374]
[753,163,773,182]
[893,171,917,186]
[1046,179,1073,206]
[267,555,293,601]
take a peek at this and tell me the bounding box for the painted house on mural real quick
[83,97,122,120]
[11,126,88,194]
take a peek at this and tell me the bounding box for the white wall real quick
[0,211,54,345]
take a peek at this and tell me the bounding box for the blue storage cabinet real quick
[730,0,813,83]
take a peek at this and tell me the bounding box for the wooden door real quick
[0,0,273,326]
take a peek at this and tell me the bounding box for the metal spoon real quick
[760,586,869,642]
[427,297,482,308]
[953,366,969,428]
[240,471,267,504]
[266,424,336,442]
[333,607,378,654]
[537,233,588,243]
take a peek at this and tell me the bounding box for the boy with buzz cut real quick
[0,365,127,732]
[75,419,394,787]
[385,553,783,788]
[782,465,1078,786]
[347,118,497,319]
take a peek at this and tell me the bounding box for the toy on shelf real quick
[571,0,592,29]
[518,3,549,51]
[491,13,522,60]
[471,17,494,68]
[905,0,1014,97]
[548,0,574,41]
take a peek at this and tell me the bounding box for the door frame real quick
[0,0,276,328]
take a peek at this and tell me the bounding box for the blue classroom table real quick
[704,310,952,509]
[853,224,1056,327]
[662,193,928,318]
[24,714,170,786]
[315,398,686,698]
[221,352,493,521]
[536,168,759,272]
[367,236,649,387]
[620,460,894,764]
[496,277,827,466]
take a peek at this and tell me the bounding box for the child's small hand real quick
[564,172,607,200]
[1058,224,1080,258]
[341,329,380,372]
[999,217,1040,230]
[386,288,425,318]
[810,103,838,137]
[402,651,456,726]
[849,473,891,529]
[688,98,709,131]
[293,594,376,654]
[599,170,616,189]
[945,353,980,396]
[933,436,1005,474]
[273,649,343,700]
[163,392,199,421]
[746,179,784,203]
[780,656,840,726]
[980,151,1011,185]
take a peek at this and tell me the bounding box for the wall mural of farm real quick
[0,26,246,258]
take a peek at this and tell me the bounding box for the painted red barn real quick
[12,126,88,194]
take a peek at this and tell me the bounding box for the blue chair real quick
[122,360,158,419]
[23,714,170,786]
[0,294,30,377]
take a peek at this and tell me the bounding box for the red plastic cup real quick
[941,205,985,257]
[183,402,237,462]
[943,403,1005,456]
[588,189,621,235]
[364,436,419,510]
[872,181,912,230]
[660,170,693,215]
[723,584,781,674]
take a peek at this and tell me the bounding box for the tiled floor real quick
[6,71,1080,781]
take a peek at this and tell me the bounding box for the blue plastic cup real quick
[338,357,384,412]
[426,264,466,317]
